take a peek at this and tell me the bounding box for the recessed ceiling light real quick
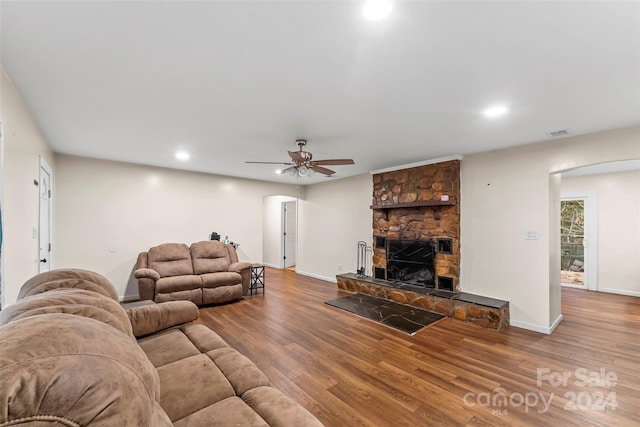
[175,150,190,161]
[483,105,509,118]
[363,0,392,21]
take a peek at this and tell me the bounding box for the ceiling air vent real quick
[548,129,569,137]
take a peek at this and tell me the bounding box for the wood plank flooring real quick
[196,268,640,426]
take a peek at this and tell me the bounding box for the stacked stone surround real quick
[372,160,460,290]
[337,274,509,331]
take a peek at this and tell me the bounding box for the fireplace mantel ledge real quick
[370,200,456,210]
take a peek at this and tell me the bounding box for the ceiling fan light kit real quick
[246,139,355,178]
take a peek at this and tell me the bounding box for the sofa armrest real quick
[134,268,160,301]
[126,301,199,338]
[229,262,253,296]
[134,268,160,281]
[229,261,252,274]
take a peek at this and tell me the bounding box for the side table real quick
[250,264,265,295]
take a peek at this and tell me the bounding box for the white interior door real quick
[39,157,52,273]
[282,201,297,268]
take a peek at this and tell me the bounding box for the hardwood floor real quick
[196,268,640,426]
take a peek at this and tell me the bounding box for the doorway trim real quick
[38,156,53,273]
[561,190,597,291]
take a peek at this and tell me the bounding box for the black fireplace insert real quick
[386,239,435,287]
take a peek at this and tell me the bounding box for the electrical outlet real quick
[525,230,538,240]
[337,265,342,271]
[32,227,38,239]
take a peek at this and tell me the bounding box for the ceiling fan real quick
[246,139,354,177]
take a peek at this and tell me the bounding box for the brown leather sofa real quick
[0,269,323,426]
[135,241,252,305]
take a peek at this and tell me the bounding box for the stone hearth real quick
[337,273,509,331]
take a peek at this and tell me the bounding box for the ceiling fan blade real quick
[312,159,355,166]
[245,161,294,165]
[311,165,336,176]
[288,151,305,163]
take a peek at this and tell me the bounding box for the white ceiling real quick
[2,1,639,184]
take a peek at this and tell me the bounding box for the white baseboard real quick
[549,313,564,333]
[561,284,639,297]
[510,314,563,335]
[255,264,337,284]
[597,287,640,297]
[561,283,586,289]
[119,294,139,302]
[295,270,337,284]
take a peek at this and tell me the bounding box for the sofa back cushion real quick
[191,241,231,274]
[1,288,134,338]
[19,268,119,301]
[0,313,172,426]
[148,243,194,277]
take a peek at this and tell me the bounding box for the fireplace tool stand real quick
[356,241,372,277]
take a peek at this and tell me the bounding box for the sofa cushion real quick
[174,396,269,427]
[149,243,194,277]
[191,241,231,274]
[156,354,236,422]
[206,347,271,396]
[156,275,202,294]
[181,323,230,353]
[138,328,201,368]
[0,314,171,426]
[201,271,242,288]
[203,284,243,305]
[156,289,203,305]
[243,386,324,427]
[0,289,133,338]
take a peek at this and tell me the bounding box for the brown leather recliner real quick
[134,241,252,305]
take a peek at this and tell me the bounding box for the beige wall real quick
[297,174,372,282]
[54,154,299,299]
[0,67,55,306]
[461,125,640,332]
[561,169,640,295]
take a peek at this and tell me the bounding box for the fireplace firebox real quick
[386,240,435,287]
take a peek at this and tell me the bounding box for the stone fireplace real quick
[336,158,510,331]
[371,159,460,291]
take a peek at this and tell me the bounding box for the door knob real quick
[40,258,47,263]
